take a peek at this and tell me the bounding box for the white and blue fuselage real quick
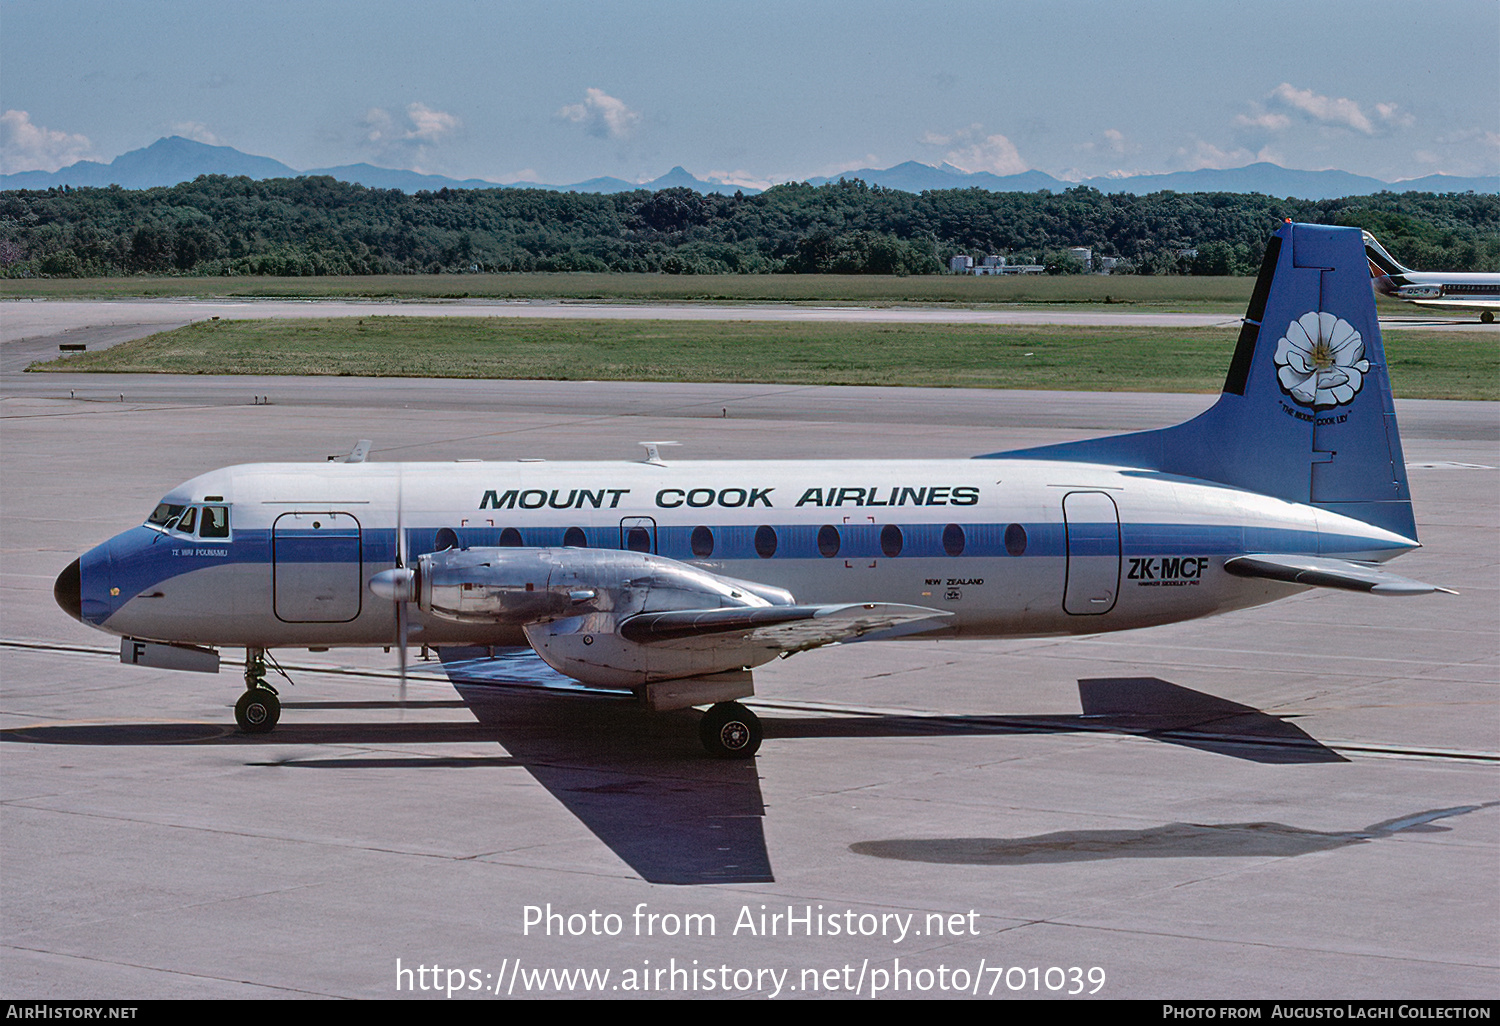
[70,456,1414,650]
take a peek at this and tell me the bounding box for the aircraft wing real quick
[1224,555,1455,596]
[619,602,952,651]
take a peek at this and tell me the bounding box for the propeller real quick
[369,467,415,711]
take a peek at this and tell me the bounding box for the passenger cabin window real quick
[942,523,966,557]
[200,506,231,539]
[690,526,714,558]
[1004,523,1027,557]
[563,526,587,548]
[817,525,841,558]
[880,524,903,558]
[754,525,778,558]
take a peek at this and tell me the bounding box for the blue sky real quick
[2,0,1496,185]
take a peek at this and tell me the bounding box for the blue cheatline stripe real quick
[89,518,1380,623]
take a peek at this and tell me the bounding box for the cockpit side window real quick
[175,506,197,535]
[200,506,231,538]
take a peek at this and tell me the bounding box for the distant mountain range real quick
[810,160,1499,200]
[3,136,1495,200]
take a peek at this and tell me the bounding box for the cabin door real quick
[273,511,364,622]
[1063,491,1120,615]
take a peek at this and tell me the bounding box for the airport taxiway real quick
[2,365,1496,999]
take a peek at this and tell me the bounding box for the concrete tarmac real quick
[2,297,1490,364]
[1,371,1496,1000]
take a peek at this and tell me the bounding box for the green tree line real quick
[2,175,1496,278]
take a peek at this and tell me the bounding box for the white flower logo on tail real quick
[1274,311,1369,409]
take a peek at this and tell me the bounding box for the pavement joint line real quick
[1027,920,1500,972]
[3,799,557,866]
[3,945,340,997]
[5,639,1495,762]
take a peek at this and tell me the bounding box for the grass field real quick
[0,272,1256,311]
[30,316,1495,399]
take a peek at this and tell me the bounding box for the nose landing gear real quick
[235,647,281,734]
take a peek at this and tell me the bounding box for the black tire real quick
[699,701,762,759]
[235,688,281,733]
[1481,311,1494,324]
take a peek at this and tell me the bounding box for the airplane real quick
[54,221,1452,759]
[1363,229,1500,323]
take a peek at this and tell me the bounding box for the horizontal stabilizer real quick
[1224,554,1454,596]
[619,603,951,649]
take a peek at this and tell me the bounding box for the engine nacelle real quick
[410,547,797,687]
[1394,283,1443,299]
[523,613,785,688]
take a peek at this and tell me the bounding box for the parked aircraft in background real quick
[1363,230,1500,323]
[56,222,1450,758]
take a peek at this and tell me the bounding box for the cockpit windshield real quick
[145,502,231,538]
[147,503,187,528]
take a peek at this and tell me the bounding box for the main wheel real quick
[235,687,281,733]
[699,701,762,759]
[1481,311,1494,324]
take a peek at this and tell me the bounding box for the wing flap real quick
[1224,554,1455,596]
[620,603,952,649]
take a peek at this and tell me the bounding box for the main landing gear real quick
[699,701,762,759]
[235,647,280,734]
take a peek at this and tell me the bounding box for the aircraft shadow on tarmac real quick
[3,659,1347,886]
[850,803,1500,866]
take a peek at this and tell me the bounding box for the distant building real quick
[959,253,1045,275]
[952,251,1045,275]
[1068,247,1093,271]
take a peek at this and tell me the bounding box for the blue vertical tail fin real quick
[982,221,1416,541]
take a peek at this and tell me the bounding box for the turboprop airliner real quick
[1363,230,1500,323]
[55,222,1450,758]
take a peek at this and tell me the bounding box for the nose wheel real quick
[235,647,281,734]
[235,687,281,733]
[699,701,762,759]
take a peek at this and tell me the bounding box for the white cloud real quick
[946,133,1027,176]
[1265,83,1412,135]
[1176,139,1280,171]
[0,110,92,173]
[403,102,461,142]
[1234,111,1292,133]
[557,88,641,141]
[358,102,461,173]
[171,122,223,146]
[924,123,1028,176]
[705,169,776,191]
[1401,128,1500,177]
[1373,102,1415,129]
[1076,128,1139,161]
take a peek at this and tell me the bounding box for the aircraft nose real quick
[54,558,83,622]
